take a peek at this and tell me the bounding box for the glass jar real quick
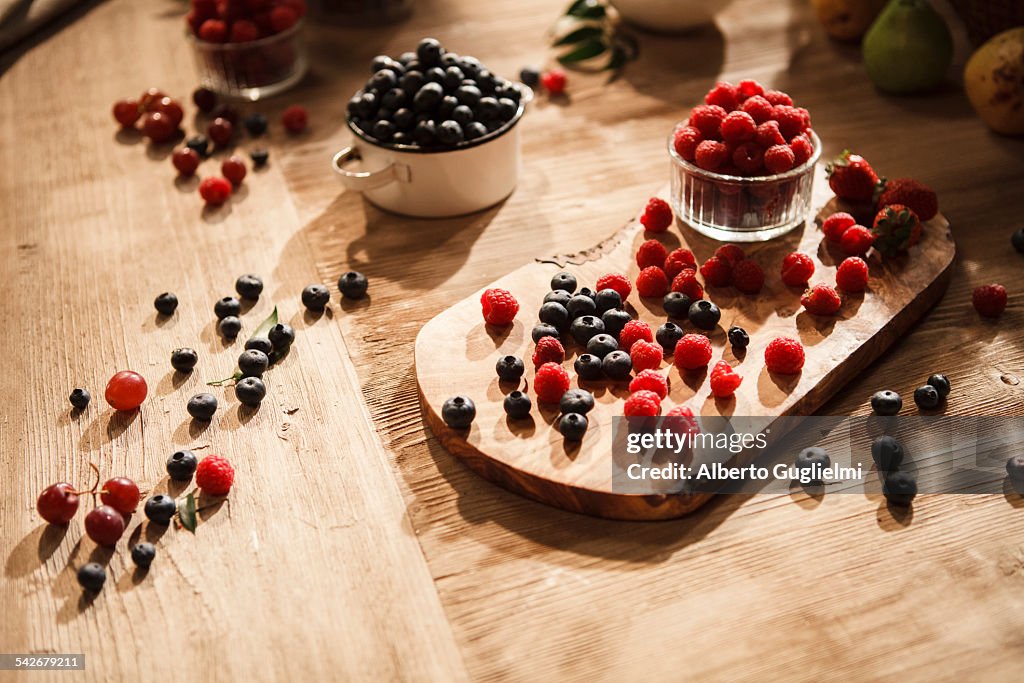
[189,21,308,101]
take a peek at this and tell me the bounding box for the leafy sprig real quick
[553,0,637,71]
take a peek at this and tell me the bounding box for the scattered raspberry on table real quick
[671,270,704,300]
[629,370,668,399]
[195,455,235,496]
[673,334,713,371]
[732,259,764,294]
[630,340,663,373]
[765,336,805,375]
[619,320,654,353]
[640,198,673,233]
[624,390,662,417]
[534,362,570,404]
[709,361,743,398]
[822,212,856,243]
[664,248,697,279]
[596,273,632,301]
[839,224,875,256]
[836,256,869,293]
[635,266,669,298]
[714,244,745,264]
[973,284,1007,318]
[199,177,232,206]
[532,336,565,367]
[636,239,668,270]
[480,288,519,326]
[780,252,814,287]
[801,284,842,316]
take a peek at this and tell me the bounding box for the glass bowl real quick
[189,21,308,101]
[668,130,821,242]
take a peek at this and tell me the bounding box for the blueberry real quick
[372,120,396,142]
[400,71,425,95]
[437,95,458,119]
[455,85,482,108]
[688,300,721,330]
[476,71,496,94]
[663,292,691,318]
[464,122,488,140]
[243,112,268,137]
[914,385,940,410]
[570,315,605,345]
[870,390,902,415]
[883,471,917,506]
[559,389,595,415]
[235,274,263,300]
[245,336,273,355]
[587,333,618,358]
[871,436,903,472]
[131,542,156,569]
[399,51,417,65]
[436,120,464,145]
[338,271,368,299]
[416,38,444,66]
[594,288,622,313]
[531,324,560,343]
[166,450,198,481]
[497,83,522,102]
[238,349,269,378]
[1013,229,1024,254]
[478,96,500,120]
[171,347,199,373]
[495,355,525,382]
[794,447,831,483]
[543,289,572,307]
[485,119,503,133]
[656,322,683,353]
[550,272,577,293]
[218,316,242,339]
[559,413,589,441]
[602,350,632,380]
[186,135,209,158]
[250,148,269,167]
[301,284,331,311]
[1006,455,1024,482]
[369,69,398,93]
[77,563,106,592]
[371,54,397,72]
[503,391,532,419]
[414,119,437,145]
[497,98,517,121]
[392,132,412,145]
[926,373,950,398]
[441,395,475,429]
[69,388,91,410]
[214,296,241,319]
[154,292,178,316]
[578,287,597,301]
[235,376,266,407]
[519,66,541,88]
[572,355,602,381]
[452,105,474,126]
[458,55,481,76]
[567,294,597,319]
[393,107,415,130]
[381,87,407,111]
[602,308,632,338]
[268,323,295,350]
[356,91,379,118]
[539,302,569,329]
[413,82,444,112]
[144,494,176,525]
[186,393,218,421]
[442,66,465,91]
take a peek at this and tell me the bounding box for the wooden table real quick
[2,0,1023,680]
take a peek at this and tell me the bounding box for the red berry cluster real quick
[186,0,307,44]
[36,464,139,547]
[112,88,185,144]
[673,79,814,176]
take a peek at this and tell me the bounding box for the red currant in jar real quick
[199,177,232,206]
[142,111,178,144]
[100,477,140,515]
[104,370,148,411]
[37,483,80,525]
[172,148,201,176]
[85,505,125,547]
[221,156,246,185]
[281,105,308,134]
[154,97,184,128]
[207,117,234,147]
[139,88,167,111]
[112,99,141,127]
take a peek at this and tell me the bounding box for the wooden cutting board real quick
[414,165,955,520]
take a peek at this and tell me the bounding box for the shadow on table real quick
[0,0,107,78]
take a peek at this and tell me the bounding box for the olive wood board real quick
[414,165,955,520]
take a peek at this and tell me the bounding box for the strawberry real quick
[876,178,938,222]
[871,204,922,257]
[826,150,880,203]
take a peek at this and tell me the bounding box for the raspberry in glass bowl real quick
[667,80,821,242]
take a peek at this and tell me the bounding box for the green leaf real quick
[179,492,197,533]
[567,0,606,19]
[251,306,279,341]
[607,46,629,71]
[558,39,607,64]
[553,26,604,46]
[565,0,591,15]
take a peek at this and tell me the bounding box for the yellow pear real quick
[811,0,887,42]
[964,28,1024,136]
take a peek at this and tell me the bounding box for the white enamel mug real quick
[332,90,530,218]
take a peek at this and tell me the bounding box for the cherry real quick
[139,88,167,111]
[221,156,247,185]
[112,99,141,127]
[84,505,125,547]
[100,477,140,515]
[192,87,217,114]
[142,112,178,144]
[199,177,232,206]
[282,105,308,134]
[207,117,234,147]
[104,370,148,411]
[37,483,80,525]
[154,97,184,128]
[172,148,201,176]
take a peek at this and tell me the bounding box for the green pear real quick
[862,0,953,94]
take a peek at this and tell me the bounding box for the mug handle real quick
[332,146,409,192]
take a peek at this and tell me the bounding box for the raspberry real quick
[534,362,570,403]
[755,120,786,148]
[695,140,728,171]
[764,144,796,174]
[629,369,668,399]
[839,225,875,256]
[704,81,739,111]
[630,340,663,373]
[670,269,704,300]
[790,134,814,165]
[532,336,565,367]
[673,333,712,370]
[973,284,1007,318]
[640,198,673,233]
[229,19,259,42]
[672,125,703,161]
[199,177,232,206]
[773,105,806,140]
[665,405,700,435]
[619,320,654,352]
[801,284,842,316]
[624,390,662,417]
[635,266,669,298]
[764,336,805,374]
[763,90,792,106]
[596,272,632,301]
[689,104,727,138]
[714,244,746,264]
[282,105,308,134]
[636,239,668,269]
[877,178,938,222]
[741,95,774,124]
[836,256,869,293]
[664,248,697,278]
[700,256,733,287]
[732,143,764,175]
[198,18,228,42]
[780,252,814,287]
[732,259,764,294]
[737,79,765,101]
[195,455,235,496]
[709,361,743,398]
[270,5,299,32]
[721,111,757,143]
[822,212,856,243]
[540,69,567,95]
[480,288,519,326]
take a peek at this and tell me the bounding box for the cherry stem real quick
[72,462,101,497]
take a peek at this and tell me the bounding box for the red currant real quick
[221,156,247,185]
[142,111,178,144]
[112,99,141,127]
[104,370,148,411]
[199,177,233,206]
[172,148,201,176]
[281,105,308,134]
[84,505,125,547]
[139,88,167,111]
[37,483,79,525]
[207,117,234,147]
[100,477,140,515]
[540,69,567,96]
[154,97,184,128]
